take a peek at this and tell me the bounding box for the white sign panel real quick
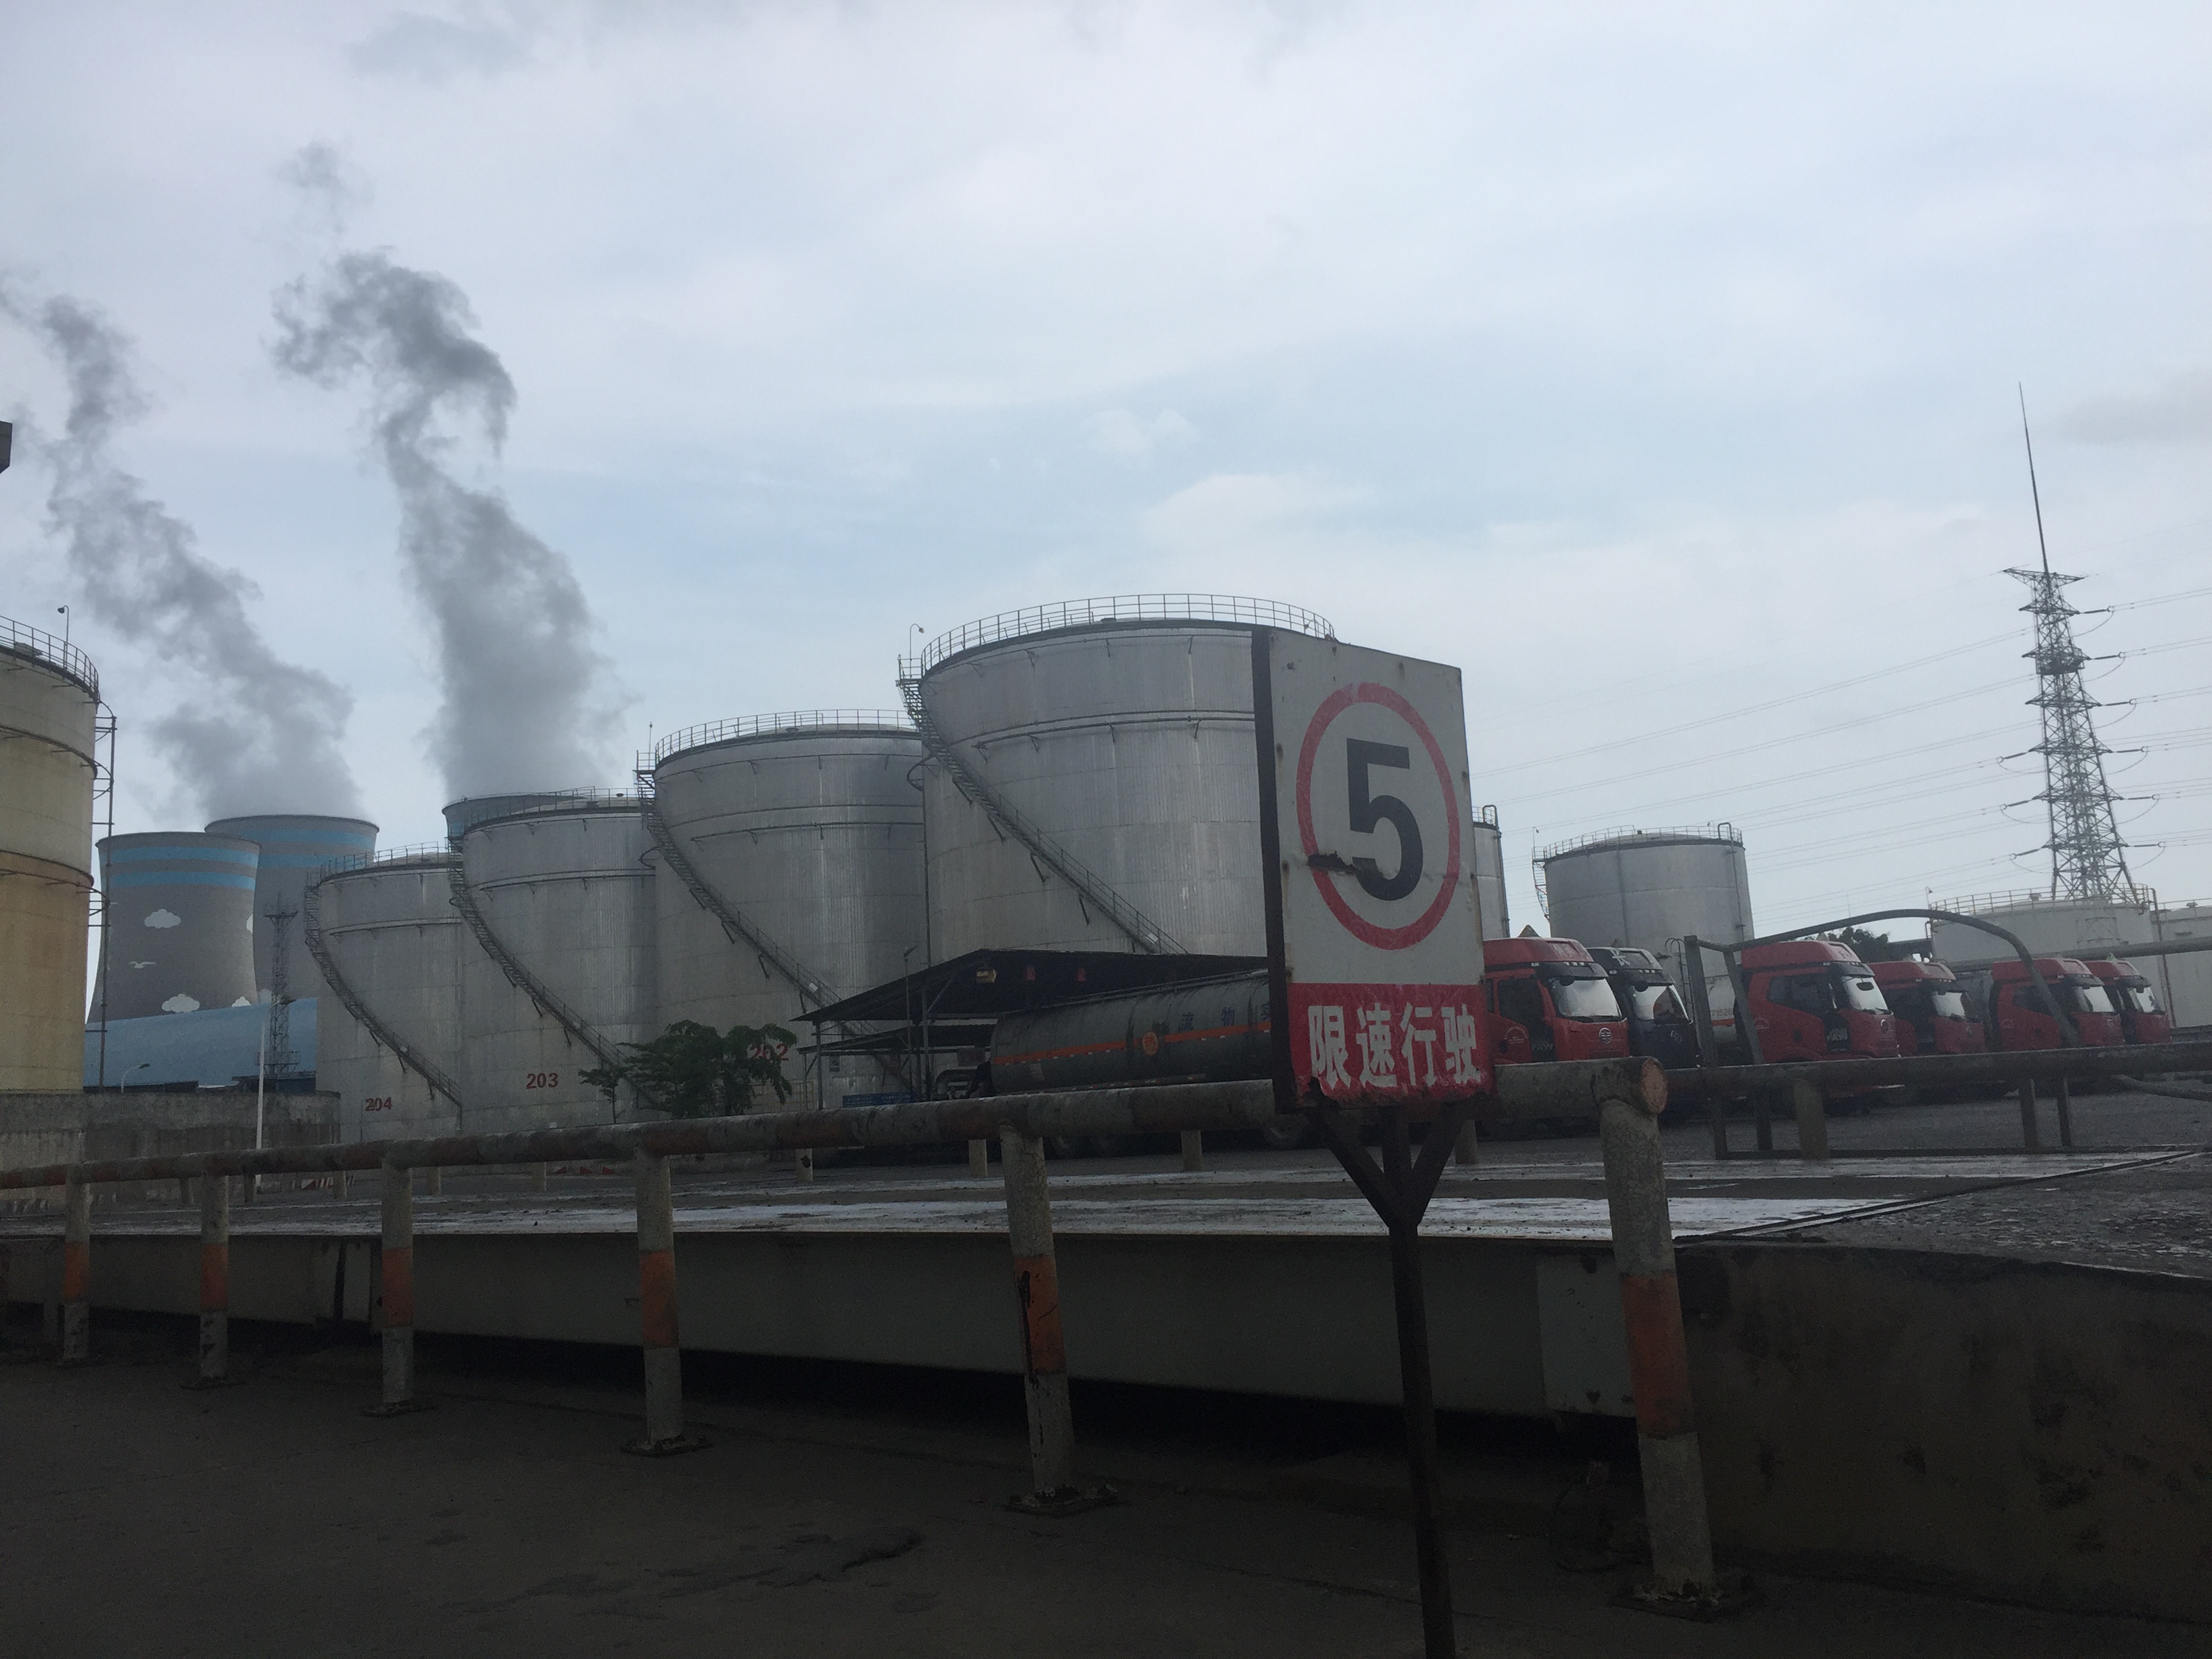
[1255,632,1491,1104]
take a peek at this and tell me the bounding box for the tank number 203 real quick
[524,1071,561,1090]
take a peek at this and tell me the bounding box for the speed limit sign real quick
[1253,632,1491,1105]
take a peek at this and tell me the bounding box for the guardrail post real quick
[968,1139,989,1179]
[1790,1080,1830,1163]
[530,1162,548,1193]
[1179,1130,1204,1172]
[1000,1128,1111,1514]
[367,1160,428,1416]
[1453,1120,1481,1166]
[1597,1090,1744,1616]
[626,1150,703,1455]
[423,1166,443,1197]
[1753,1090,1774,1154]
[58,1174,90,1367]
[2053,1077,2075,1149]
[190,1172,231,1387]
[2017,1080,2042,1152]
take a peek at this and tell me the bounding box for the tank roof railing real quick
[312,843,457,880]
[653,710,914,764]
[1536,823,1741,863]
[1934,886,2158,917]
[903,594,1335,678]
[0,612,98,700]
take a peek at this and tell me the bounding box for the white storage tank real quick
[910,595,1334,959]
[1,617,98,1088]
[1473,806,1510,941]
[93,832,262,1021]
[205,813,379,1005]
[1929,891,2156,966]
[307,848,468,1139]
[651,713,926,1077]
[455,798,656,1132]
[1540,826,1755,1009]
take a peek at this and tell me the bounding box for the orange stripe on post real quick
[1012,1253,1066,1375]
[382,1245,415,1329]
[199,1244,228,1313]
[1618,1271,1696,1439]
[61,1242,90,1303]
[638,1248,679,1350]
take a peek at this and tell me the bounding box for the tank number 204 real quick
[524,1071,561,1090]
[363,1096,395,1113]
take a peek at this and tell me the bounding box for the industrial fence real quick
[0,611,98,698]
[905,594,1336,677]
[0,1059,1745,1641]
[651,710,915,765]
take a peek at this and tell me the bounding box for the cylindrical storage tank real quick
[1472,808,1510,941]
[443,793,591,840]
[0,619,98,1088]
[457,800,656,1133]
[651,714,926,1096]
[310,848,467,1140]
[92,832,261,1020]
[915,596,1334,960]
[1539,827,1755,1006]
[1929,893,2157,968]
[203,814,378,1005]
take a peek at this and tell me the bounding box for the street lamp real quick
[123,1061,150,1092]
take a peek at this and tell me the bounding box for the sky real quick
[2,1,2207,941]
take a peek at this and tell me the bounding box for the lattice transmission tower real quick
[2008,390,2137,904]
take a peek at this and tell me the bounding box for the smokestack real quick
[0,289,363,820]
[272,252,617,800]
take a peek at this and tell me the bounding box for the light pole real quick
[56,605,70,650]
[123,1061,150,1092]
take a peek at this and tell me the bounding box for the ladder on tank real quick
[445,858,661,1119]
[635,764,910,1095]
[895,664,1185,955]
[302,867,473,1122]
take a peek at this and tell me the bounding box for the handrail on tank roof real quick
[312,842,456,879]
[0,612,98,699]
[653,710,914,764]
[1536,823,1740,863]
[1935,886,2157,916]
[902,594,1335,677]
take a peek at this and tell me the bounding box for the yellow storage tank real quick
[1,616,98,1090]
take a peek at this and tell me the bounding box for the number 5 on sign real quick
[1252,632,1490,1105]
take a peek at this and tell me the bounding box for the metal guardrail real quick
[0,613,98,699]
[1935,885,2157,916]
[314,844,453,878]
[906,594,1334,676]
[651,710,912,766]
[1536,822,1740,862]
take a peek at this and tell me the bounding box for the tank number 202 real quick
[524,1071,561,1090]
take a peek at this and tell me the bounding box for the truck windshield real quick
[1546,977,1623,1019]
[1626,985,1686,1022]
[2069,981,2116,1016]
[2121,983,2161,1014]
[1835,972,1889,1012]
[1928,989,1969,1021]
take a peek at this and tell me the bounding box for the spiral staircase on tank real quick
[895,664,1185,956]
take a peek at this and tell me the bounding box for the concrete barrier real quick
[1679,1242,2212,1622]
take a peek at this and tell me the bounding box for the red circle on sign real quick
[1295,681,1464,950]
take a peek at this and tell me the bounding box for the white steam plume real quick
[271,251,615,798]
[1,285,361,819]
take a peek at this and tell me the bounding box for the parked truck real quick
[2084,958,2173,1046]
[1870,960,1987,1057]
[1481,937,1630,1065]
[1966,956,2125,1051]
[1736,940,1900,1063]
[1586,945,1701,1069]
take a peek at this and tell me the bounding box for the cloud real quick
[2056,371,2212,445]
[1088,406,1197,459]
[346,11,532,82]
[278,141,375,236]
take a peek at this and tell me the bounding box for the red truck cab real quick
[1740,940,1900,1061]
[2083,958,2171,1046]
[1482,937,1629,1065]
[1871,960,1986,1057]
[1984,956,2125,1049]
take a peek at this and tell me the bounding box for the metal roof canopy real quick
[800,948,1266,1029]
